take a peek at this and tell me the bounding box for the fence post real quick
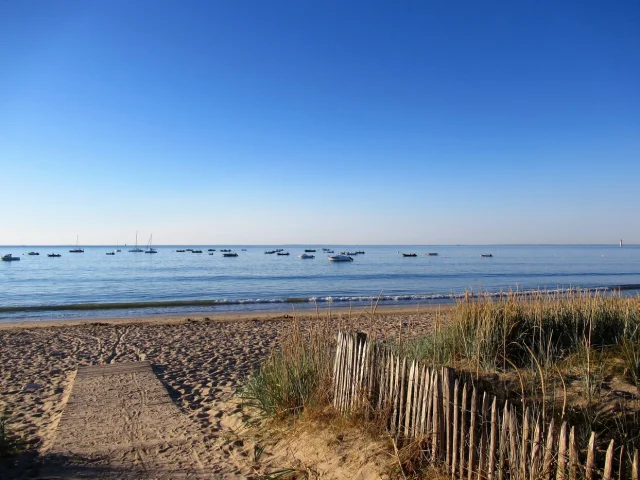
[404,360,416,438]
[420,367,431,436]
[433,371,442,460]
[477,392,488,480]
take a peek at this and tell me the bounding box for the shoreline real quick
[0,303,452,329]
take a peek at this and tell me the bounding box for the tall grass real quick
[402,290,640,373]
[241,315,334,417]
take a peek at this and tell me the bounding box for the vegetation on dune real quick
[0,409,24,459]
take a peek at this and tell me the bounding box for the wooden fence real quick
[332,331,640,480]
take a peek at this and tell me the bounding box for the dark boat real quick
[277,252,290,256]
[208,249,215,251]
[481,254,493,258]
[176,249,186,252]
[264,250,276,254]
[28,252,39,256]
[106,252,115,255]
[220,249,232,252]
[47,253,61,258]
[402,253,417,257]
[304,249,316,252]
[192,250,203,254]
[427,253,438,256]
[223,252,238,257]
[355,251,365,254]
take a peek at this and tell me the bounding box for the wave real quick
[0,284,638,314]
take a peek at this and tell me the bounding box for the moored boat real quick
[129,231,144,252]
[328,254,353,262]
[299,253,315,259]
[481,253,493,258]
[427,252,438,256]
[2,254,20,261]
[69,235,84,253]
[28,252,39,256]
[223,252,238,257]
[47,253,61,258]
[402,253,417,257]
[277,252,290,256]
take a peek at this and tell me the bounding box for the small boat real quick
[129,231,144,252]
[208,249,215,252]
[28,252,39,256]
[241,248,247,251]
[325,250,334,254]
[427,253,438,256]
[209,253,214,255]
[481,254,493,258]
[277,252,290,256]
[220,249,232,252]
[47,253,61,258]
[299,253,315,259]
[355,250,365,254]
[144,234,157,253]
[69,235,84,253]
[106,251,116,255]
[1,254,20,261]
[223,252,238,257]
[185,248,193,252]
[304,249,316,252]
[328,254,353,262]
[176,249,186,252]
[275,249,284,252]
[264,250,276,254]
[402,253,417,257]
[192,250,203,254]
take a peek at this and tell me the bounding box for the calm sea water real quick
[1,245,638,322]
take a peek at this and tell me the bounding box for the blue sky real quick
[1,0,638,245]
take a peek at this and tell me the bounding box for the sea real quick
[1,245,638,322]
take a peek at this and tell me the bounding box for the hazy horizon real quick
[2,1,638,245]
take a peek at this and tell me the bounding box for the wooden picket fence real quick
[332,331,640,480]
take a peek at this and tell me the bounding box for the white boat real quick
[328,254,353,262]
[1,254,20,261]
[129,231,144,252]
[299,253,315,259]
[145,234,157,254]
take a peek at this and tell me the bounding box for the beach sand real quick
[0,307,446,478]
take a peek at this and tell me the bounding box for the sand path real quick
[44,361,205,478]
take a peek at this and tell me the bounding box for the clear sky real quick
[1,0,638,245]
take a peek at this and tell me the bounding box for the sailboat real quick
[69,235,84,253]
[145,234,157,254]
[620,239,623,247]
[115,241,121,252]
[129,231,144,252]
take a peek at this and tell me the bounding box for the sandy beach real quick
[0,307,445,479]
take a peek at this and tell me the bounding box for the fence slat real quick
[433,371,442,459]
[556,421,567,480]
[390,355,400,435]
[445,368,454,468]
[452,380,460,479]
[568,426,578,480]
[632,449,638,480]
[419,367,431,436]
[509,405,518,480]
[460,383,468,480]
[467,387,477,480]
[531,416,542,480]
[521,407,530,480]
[404,360,416,438]
[477,392,488,480]
[499,401,509,480]
[618,445,626,480]
[397,357,407,441]
[604,439,615,480]
[542,419,556,480]
[488,396,498,480]
[586,432,596,480]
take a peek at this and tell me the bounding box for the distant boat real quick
[355,250,365,254]
[1,254,20,261]
[328,254,353,262]
[192,250,203,254]
[299,253,315,259]
[220,249,232,252]
[325,250,334,254]
[223,252,238,257]
[304,249,316,252]
[47,253,61,258]
[277,252,290,256]
[27,252,39,256]
[106,251,115,255]
[427,252,438,256]
[620,239,623,247]
[115,241,121,252]
[176,249,186,252]
[208,249,215,252]
[241,248,247,251]
[264,250,276,254]
[69,235,84,253]
[129,231,144,252]
[402,253,417,257]
[144,234,157,254]
[481,254,493,258]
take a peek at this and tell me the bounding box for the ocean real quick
[1,244,638,322]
